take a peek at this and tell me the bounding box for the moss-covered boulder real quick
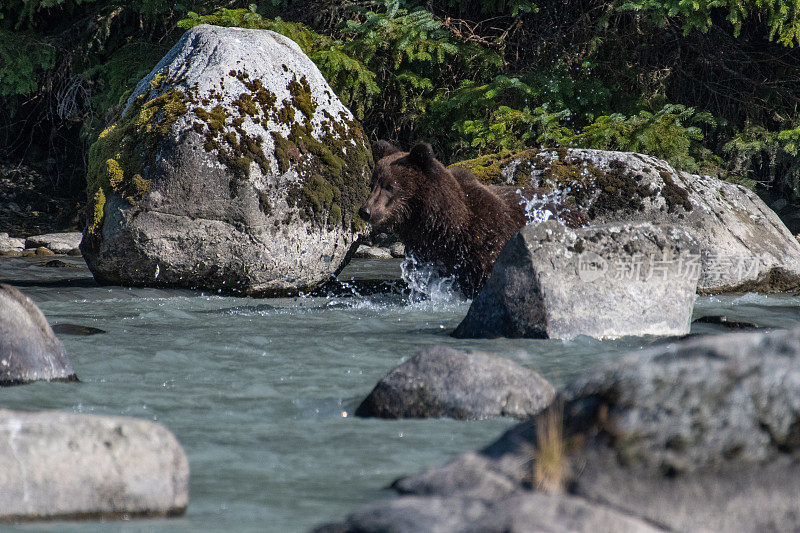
[453,148,800,293]
[80,24,371,295]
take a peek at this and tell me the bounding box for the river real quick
[2,256,800,532]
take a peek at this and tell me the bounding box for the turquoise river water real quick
[2,256,800,532]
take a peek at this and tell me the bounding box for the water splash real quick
[517,167,594,226]
[400,256,462,306]
[517,188,558,224]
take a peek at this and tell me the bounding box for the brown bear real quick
[358,141,585,297]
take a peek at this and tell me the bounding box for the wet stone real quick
[356,345,554,420]
[0,284,76,385]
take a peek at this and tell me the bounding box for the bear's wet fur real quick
[358,141,585,297]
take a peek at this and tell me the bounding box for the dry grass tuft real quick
[533,404,570,494]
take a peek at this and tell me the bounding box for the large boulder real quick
[0,284,76,385]
[25,232,82,254]
[355,345,554,420]
[0,409,189,520]
[387,327,800,532]
[453,221,700,339]
[454,148,800,293]
[81,24,371,295]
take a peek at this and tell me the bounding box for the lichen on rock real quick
[452,148,661,217]
[86,70,188,223]
[81,24,373,295]
[453,147,800,293]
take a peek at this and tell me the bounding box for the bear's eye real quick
[384,183,394,193]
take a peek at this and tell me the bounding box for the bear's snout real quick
[358,206,371,222]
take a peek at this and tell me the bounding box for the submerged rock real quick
[25,232,82,254]
[40,259,76,268]
[0,409,189,521]
[454,148,800,293]
[0,284,76,385]
[81,24,371,295]
[454,221,699,339]
[382,327,800,532]
[355,345,554,420]
[50,323,106,336]
[692,314,759,329]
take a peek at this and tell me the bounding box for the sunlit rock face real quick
[0,409,189,520]
[81,24,371,295]
[453,221,700,340]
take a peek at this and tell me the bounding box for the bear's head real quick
[358,141,442,232]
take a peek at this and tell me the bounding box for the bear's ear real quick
[372,140,401,161]
[408,143,436,171]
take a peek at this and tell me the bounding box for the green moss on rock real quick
[86,69,185,217]
[87,188,106,236]
[258,191,272,216]
[193,84,272,180]
[87,63,371,237]
[577,158,655,217]
[659,171,693,212]
[277,117,371,231]
[288,75,316,120]
[451,149,542,185]
[453,149,665,218]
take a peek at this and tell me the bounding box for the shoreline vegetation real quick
[4,0,800,235]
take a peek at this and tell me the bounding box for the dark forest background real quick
[4,0,800,230]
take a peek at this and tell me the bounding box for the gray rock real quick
[561,327,800,531]
[0,233,25,254]
[320,491,659,533]
[355,345,554,420]
[81,25,371,295]
[456,148,800,293]
[0,284,75,385]
[394,327,800,532]
[33,246,54,256]
[565,327,800,472]
[25,232,82,254]
[389,242,405,258]
[0,409,189,521]
[466,491,661,533]
[369,232,399,247]
[354,245,393,260]
[571,445,800,533]
[453,221,700,339]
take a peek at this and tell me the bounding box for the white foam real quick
[400,256,463,307]
[517,166,595,225]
